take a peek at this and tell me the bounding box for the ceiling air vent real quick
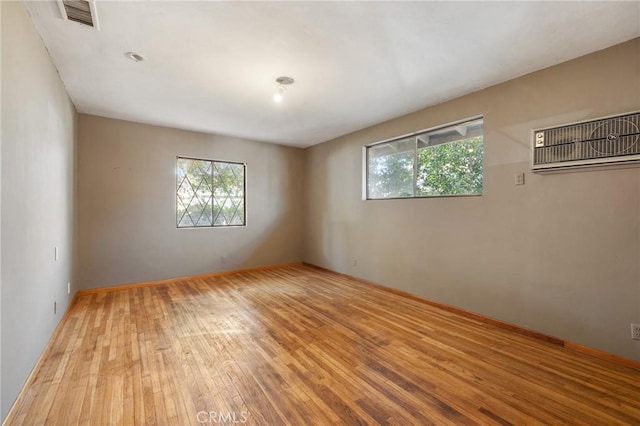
[57,0,100,29]
[532,111,640,172]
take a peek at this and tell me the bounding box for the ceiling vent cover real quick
[58,0,99,29]
[532,111,640,172]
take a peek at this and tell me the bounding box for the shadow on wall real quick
[234,149,304,269]
[236,211,304,270]
[308,141,365,270]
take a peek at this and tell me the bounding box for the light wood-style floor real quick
[6,265,640,425]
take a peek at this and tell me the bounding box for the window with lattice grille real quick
[176,157,245,228]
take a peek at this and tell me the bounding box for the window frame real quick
[176,156,247,229]
[365,116,484,200]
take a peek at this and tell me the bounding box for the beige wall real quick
[303,38,640,361]
[77,115,304,289]
[1,1,77,419]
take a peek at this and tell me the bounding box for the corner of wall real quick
[1,1,78,420]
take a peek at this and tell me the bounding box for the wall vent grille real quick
[532,111,640,172]
[58,0,99,29]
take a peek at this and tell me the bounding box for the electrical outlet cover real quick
[631,324,640,341]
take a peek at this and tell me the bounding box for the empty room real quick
[2,0,640,424]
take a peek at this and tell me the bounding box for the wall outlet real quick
[352,259,357,267]
[220,256,227,265]
[67,282,71,294]
[515,173,525,185]
[631,323,640,341]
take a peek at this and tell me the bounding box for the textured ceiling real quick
[25,1,640,147]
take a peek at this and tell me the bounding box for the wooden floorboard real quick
[5,265,640,425]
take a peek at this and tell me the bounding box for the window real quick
[176,157,245,228]
[366,117,483,199]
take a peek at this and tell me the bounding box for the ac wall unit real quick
[531,111,640,172]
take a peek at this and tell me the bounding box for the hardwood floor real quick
[6,265,640,425]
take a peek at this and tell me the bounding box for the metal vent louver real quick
[58,0,99,29]
[532,111,640,172]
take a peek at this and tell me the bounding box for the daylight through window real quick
[367,118,483,199]
[176,157,245,228]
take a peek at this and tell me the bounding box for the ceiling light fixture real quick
[125,52,144,62]
[273,76,294,103]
